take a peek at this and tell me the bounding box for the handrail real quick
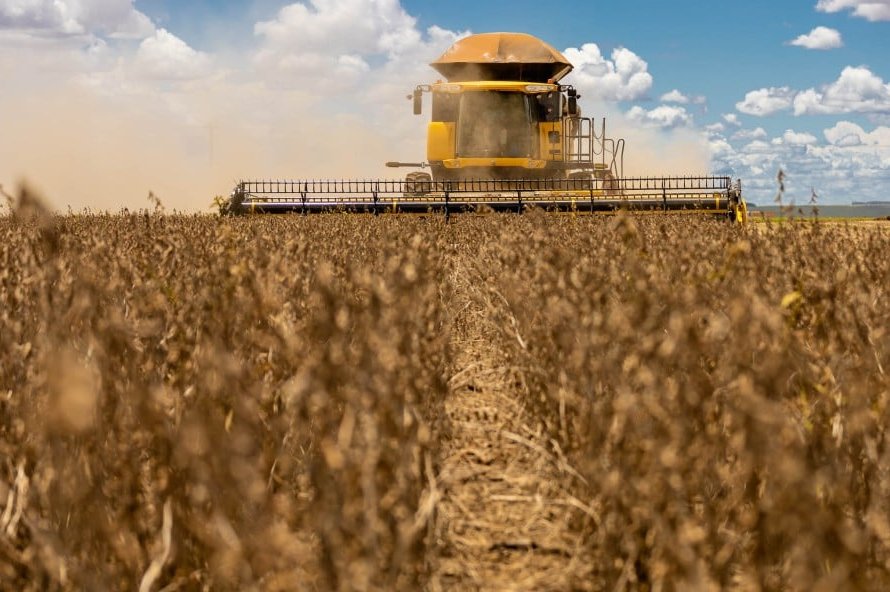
[561,116,625,178]
[227,175,741,216]
[236,176,731,196]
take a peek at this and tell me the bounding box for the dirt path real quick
[429,316,593,590]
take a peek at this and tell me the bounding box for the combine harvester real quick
[227,32,746,222]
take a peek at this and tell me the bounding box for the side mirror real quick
[567,96,578,116]
[567,88,578,116]
[413,89,422,115]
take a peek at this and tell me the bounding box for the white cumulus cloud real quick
[709,137,734,157]
[710,118,890,203]
[742,140,773,153]
[816,0,890,21]
[732,127,768,140]
[789,26,843,49]
[562,44,653,101]
[776,129,819,145]
[134,29,212,81]
[626,104,692,128]
[661,89,688,103]
[660,89,706,105]
[254,0,463,90]
[825,121,867,145]
[736,87,795,116]
[0,0,153,38]
[736,67,890,119]
[793,66,890,115]
[824,120,890,146]
[255,0,419,57]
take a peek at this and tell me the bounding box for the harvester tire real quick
[405,172,433,196]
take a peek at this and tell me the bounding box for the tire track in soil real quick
[429,257,593,591]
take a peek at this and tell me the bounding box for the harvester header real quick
[227,32,746,222]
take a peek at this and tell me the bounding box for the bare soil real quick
[430,339,592,591]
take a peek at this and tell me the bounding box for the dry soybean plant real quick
[460,213,890,590]
[1,195,449,591]
[2,195,889,591]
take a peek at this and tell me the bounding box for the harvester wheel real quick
[405,172,433,196]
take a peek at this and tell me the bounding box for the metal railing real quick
[229,176,739,217]
[563,117,625,179]
[238,176,728,194]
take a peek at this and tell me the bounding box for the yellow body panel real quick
[538,121,562,162]
[427,122,455,161]
[732,198,749,224]
[432,81,559,93]
[442,157,547,169]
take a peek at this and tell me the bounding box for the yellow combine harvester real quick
[228,32,747,222]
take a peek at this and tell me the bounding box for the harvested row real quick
[430,249,594,591]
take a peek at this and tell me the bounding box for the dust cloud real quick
[0,77,426,213]
[597,107,712,177]
[1,70,709,213]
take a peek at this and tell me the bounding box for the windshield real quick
[457,92,535,158]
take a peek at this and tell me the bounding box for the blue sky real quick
[137,0,890,137]
[2,0,890,208]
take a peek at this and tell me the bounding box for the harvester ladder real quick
[564,117,625,179]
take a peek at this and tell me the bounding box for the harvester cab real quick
[228,32,746,222]
[398,80,623,187]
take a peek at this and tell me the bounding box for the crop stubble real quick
[1,200,889,591]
